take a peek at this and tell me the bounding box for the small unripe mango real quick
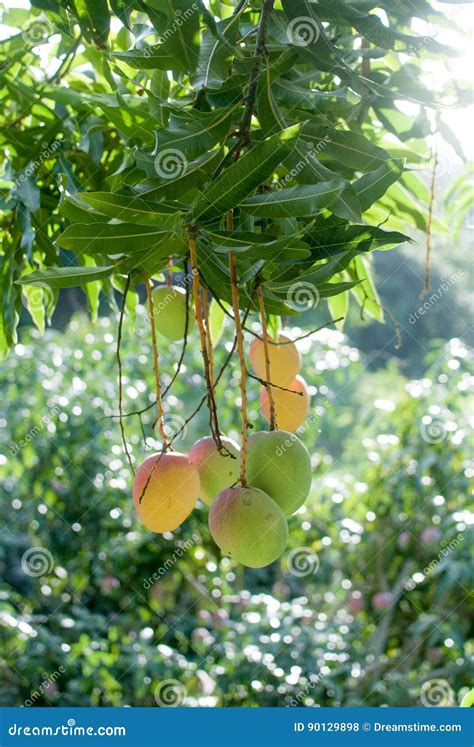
[260,375,310,433]
[249,333,301,386]
[189,436,240,506]
[246,430,312,515]
[151,285,194,341]
[209,487,288,568]
[133,452,200,532]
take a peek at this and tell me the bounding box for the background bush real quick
[1,311,472,706]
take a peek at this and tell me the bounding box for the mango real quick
[209,487,288,568]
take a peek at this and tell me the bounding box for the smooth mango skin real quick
[249,333,301,386]
[189,436,241,507]
[209,487,288,568]
[151,285,194,341]
[133,452,200,533]
[260,375,310,433]
[246,430,312,515]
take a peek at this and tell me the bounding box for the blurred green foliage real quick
[0,312,472,706]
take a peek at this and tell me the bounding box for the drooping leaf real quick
[238,181,345,218]
[17,265,115,288]
[57,222,187,257]
[354,159,405,212]
[77,192,186,227]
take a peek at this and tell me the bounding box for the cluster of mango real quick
[249,332,310,433]
[131,285,313,567]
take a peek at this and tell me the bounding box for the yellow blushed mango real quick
[249,333,301,386]
[260,375,310,433]
[132,452,200,533]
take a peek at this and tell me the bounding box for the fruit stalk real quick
[117,274,135,474]
[202,290,215,389]
[256,284,276,430]
[229,249,248,487]
[188,232,222,446]
[145,276,169,449]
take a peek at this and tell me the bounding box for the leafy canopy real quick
[0,0,468,357]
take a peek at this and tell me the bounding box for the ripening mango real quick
[189,436,241,506]
[249,333,301,386]
[133,452,200,533]
[246,430,312,515]
[260,375,310,433]
[209,487,288,568]
[151,285,194,341]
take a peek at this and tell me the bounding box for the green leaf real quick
[208,297,226,346]
[110,0,132,30]
[77,192,185,227]
[155,105,236,161]
[303,123,390,172]
[80,256,101,322]
[57,222,186,257]
[75,0,110,45]
[116,0,200,71]
[348,255,384,322]
[17,265,114,289]
[135,149,223,200]
[110,47,182,70]
[354,159,405,212]
[307,223,411,259]
[12,173,40,213]
[238,181,345,218]
[327,289,348,331]
[193,11,242,90]
[21,283,46,333]
[192,125,301,222]
[99,104,156,143]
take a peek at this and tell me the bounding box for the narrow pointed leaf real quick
[192,125,301,222]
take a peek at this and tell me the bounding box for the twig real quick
[248,372,303,395]
[188,232,222,447]
[235,0,274,147]
[145,276,169,448]
[229,248,249,485]
[202,290,215,389]
[117,274,134,475]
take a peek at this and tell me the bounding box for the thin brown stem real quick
[247,373,302,395]
[145,276,168,448]
[229,250,248,486]
[237,0,275,145]
[257,284,276,430]
[188,232,222,446]
[202,290,215,389]
[117,275,135,475]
